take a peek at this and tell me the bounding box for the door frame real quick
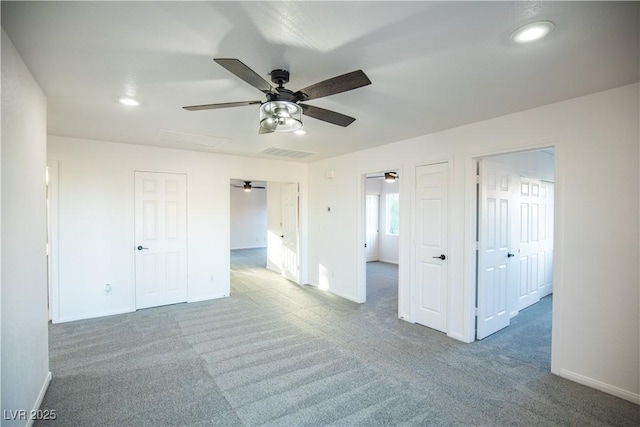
[46,160,60,323]
[465,144,557,346]
[357,168,402,305]
[228,179,304,286]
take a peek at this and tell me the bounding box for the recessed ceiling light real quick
[510,21,555,43]
[118,97,140,106]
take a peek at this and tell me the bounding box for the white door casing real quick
[134,171,188,309]
[538,181,554,298]
[477,160,513,339]
[414,162,448,333]
[366,194,380,262]
[281,183,300,283]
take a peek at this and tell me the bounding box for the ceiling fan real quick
[232,181,265,192]
[183,58,371,134]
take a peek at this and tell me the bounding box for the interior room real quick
[1,1,638,425]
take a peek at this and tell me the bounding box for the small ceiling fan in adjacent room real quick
[183,58,371,134]
[232,181,266,192]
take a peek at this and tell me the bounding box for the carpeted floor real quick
[36,248,639,426]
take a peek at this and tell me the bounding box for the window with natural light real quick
[386,193,399,235]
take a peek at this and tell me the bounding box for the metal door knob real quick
[137,245,148,251]
[432,254,446,260]
[507,253,515,258]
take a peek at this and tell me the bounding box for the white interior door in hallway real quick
[134,171,188,309]
[414,162,449,333]
[516,177,554,310]
[281,183,300,283]
[366,194,380,262]
[476,156,555,339]
[477,160,514,339]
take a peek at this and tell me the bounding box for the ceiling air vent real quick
[260,147,316,159]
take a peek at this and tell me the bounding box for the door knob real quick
[432,254,446,260]
[507,252,515,258]
[137,245,148,251]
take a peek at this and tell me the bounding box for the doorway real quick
[46,161,59,322]
[362,171,400,312]
[230,179,301,285]
[475,148,555,340]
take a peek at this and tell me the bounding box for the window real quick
[386,193,399,235]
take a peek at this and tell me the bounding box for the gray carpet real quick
[36,248,639,426]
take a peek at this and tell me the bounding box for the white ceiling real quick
[2,1,638,163]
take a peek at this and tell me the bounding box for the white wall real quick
[1,30,51,425]
[48,135,307,322]
[307,83,639,402]
[266,182,284,273]
[230,185,267,250]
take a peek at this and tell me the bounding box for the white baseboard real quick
[323,286,361,303]
[377,259,399,265]
[230,245,267,250]
[55,308,134,324]
[558,368,640,404]
[188,293,228,303]
[25,371,52,427]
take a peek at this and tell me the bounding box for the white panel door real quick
[414,162,448,333]
[516,176,542,310]
[281,183,299,283]
[477,160,514,339]
[365,194,380,262]
[135,171,188,309]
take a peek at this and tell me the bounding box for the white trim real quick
[46,160,60,324]
[55,308,134,324]
[25,371,52,427]
[187,293,228,303]
[557,369,640,405]
[323,286,360,303]
[230,245,268,250]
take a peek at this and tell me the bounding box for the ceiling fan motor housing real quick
[270,69,290,87]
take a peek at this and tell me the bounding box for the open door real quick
[365,194,380,262]
[281,183,300,283]
[476,160,514,339]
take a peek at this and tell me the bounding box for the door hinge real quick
[476,175,480,184]
[475,307,479,316]
[475,241,479,250]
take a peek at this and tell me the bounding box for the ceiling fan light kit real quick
[259,101,302,132]
[183,58,371,134]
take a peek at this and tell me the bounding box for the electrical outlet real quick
[104,283,112,295]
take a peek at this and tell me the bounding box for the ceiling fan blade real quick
[294,70,371,101]
[300,104,356,127]
[183,100,262,111]
[214,58,278,95]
